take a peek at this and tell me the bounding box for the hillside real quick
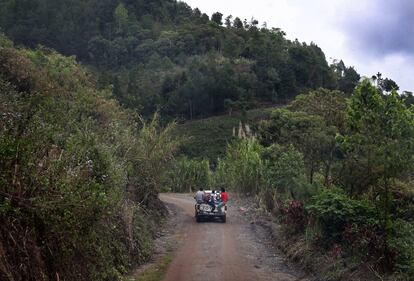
[0,35,180,281]
[0,0,361,120]
[175,107,275,161]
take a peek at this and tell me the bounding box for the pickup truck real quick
[194,190,227,223]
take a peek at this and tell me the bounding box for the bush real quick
[306,188,376,244]
[276,199,307,233]
[389,220,414,275]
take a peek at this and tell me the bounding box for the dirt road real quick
[159,193,310,281]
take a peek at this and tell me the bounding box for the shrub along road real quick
[158,193,311,281]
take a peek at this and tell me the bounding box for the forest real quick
[0,0,413,280]
[0,0,364,119]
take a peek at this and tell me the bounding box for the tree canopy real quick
[0,0,363,119]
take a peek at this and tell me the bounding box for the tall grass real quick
[166,157,211,192]
[213,139,265,194]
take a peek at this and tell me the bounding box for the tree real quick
[340,79,414,192]
[380,78,399,92]
[114,3,129,34]
[225,15,233,28]
[371,72,399,93]
[402,91,414,106]
[331,60,361,94]
[259,109,337,184]
[193,8,201,17]
[211,12,223,25]
[288,41,333,90]
[288,88,347,132]
[250,18,259,28]
[262,144,307,199]
[338,80,414,268]
[0,0,346,122]
[200,13,210,23]
[233,17,243,29]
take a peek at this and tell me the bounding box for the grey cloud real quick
[340,0,414,58]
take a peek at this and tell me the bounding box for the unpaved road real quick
[159,193,311,281]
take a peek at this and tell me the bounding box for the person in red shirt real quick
[218,187,228,213]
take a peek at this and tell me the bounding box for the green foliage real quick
[288,88,347,132]
[126,113,182,206]
[174,107,272,161]
[288,41,335,91]
[389,220,414,275]
[214,139,265,194]
[210,81,413,276]
[211,12,223,25]
[166,75,414,279]
[259,108,337,184]
[337,79,414,211]
[0,33,13,47]
[307,188,377,244]
[337,80,414,270]
[330,59,361,94]
[341,80,414,185]
[401,91,414,107]
[261,144,310,200]
[166,157,211,192]
[0,1,358,119]
[160,55,257,119]
[0,43,179,281]
[0,0,412,277]
[114,3,129,33]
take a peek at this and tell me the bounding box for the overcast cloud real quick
[341,0,414,58]
[182,0,414,92]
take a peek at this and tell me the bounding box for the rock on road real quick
[159,193,310,281]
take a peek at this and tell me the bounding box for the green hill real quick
[0,0,360,120]
[175,107,275,161]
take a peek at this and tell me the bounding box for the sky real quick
[182,0,414,92]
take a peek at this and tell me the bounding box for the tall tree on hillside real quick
[371,72,400,94]
[380,77,399,93]
[331,60,361,94]
[233,17,243,29]
[114,3,129,34]
[211,12,223,25]
[402,91,414,106]
[225,15,233,28]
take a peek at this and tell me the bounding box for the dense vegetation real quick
[0,0,363,119]
[0,35,181,281]
[1,0,413,280]
[169,86,414,279]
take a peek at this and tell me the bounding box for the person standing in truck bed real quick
[218,187,228,213]
[194,187,205,204]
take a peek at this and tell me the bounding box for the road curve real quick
[159,193,304,281]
